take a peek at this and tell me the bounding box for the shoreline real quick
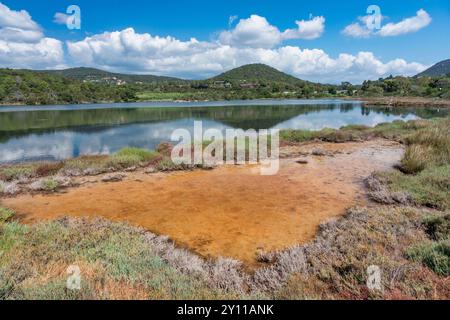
[346,96,450,107]
[1,96,450,109]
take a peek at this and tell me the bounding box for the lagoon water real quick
[0,99,447,163]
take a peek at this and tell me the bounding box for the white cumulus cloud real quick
[379,9,431,37]
[343,9,431,38]
[218,14,325,48]
[0,2,65,69]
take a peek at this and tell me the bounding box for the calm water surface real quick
[0,99,447,163]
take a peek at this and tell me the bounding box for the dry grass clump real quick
[265,207,449,299]
[400,118,450,174]
[35,162,64,177]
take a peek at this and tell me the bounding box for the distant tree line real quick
[1,68,449,106]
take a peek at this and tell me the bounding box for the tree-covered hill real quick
[0,69,137,105]
[41,67,182,84]
[210,63,306,86]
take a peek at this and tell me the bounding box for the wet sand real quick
[3,140,403,265]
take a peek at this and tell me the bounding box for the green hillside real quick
[417,59,450,77]
[0,69,137,105]
[210,63,306,85]
[41,67,182,84]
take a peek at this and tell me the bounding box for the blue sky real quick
[1,0,449,83]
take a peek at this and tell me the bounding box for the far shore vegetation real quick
[1,64,450,106]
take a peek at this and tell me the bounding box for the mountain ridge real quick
[416,59,450,77]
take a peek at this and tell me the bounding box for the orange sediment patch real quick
[3,140,403,266]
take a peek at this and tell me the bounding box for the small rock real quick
[125,166,137,172]
[312,148,326,156]
[101,173,125,182]
[296,158,309,164]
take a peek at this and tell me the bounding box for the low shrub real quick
[406,240,450,276]
[156,157,182,171]
[35,162,64,177]
[0,166,35,181]
[156,143,173,157]
[400,144,433,174]
[62,155,109,175]
[279,130,315,143]
[422,214,450,241]
[0,207,15,223]
[41,179,59,192]
[115,147,159,162]
[106,154,142,169]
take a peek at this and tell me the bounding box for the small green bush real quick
[106,154,142,169]
[423,214,450,241]
[0,166,35,181]
[280,130,315,143]
[0,207,15,223]
[41,179,59,192]
[406,240,450,276]
[115,147,159,162]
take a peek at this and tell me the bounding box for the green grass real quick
[106,154,142,169]
[406,240,450,277]
[378,165,450,210]
[115,147,160,162]
[0,165,36,181]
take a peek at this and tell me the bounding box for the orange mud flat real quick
[3,140,403,265]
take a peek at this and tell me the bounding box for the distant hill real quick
[416,59,450,77]
[0,68,137,105]
[41,67,183,84]
[210,64,307,86]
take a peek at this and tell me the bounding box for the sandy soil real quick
[3,139,403,265]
